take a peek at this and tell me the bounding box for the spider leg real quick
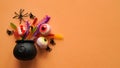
[14,12,19,16]
[13,15,18,19]
[19,18,22,24]
[20,9,24,13]
[23,13,29,17]
[19,9,24,13]
[19,9,22,13]
[19,18,26,24]
[22,18,26,22]
[13,12,19,19]
[19,9,24,16]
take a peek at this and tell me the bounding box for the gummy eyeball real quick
[39,24,51,35]
[17,25,26,35]
[36,37,48,48]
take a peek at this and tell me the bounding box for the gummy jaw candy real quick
[7,9,63,61]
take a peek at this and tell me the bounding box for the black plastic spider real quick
[13,9,29,24]
[6,29,14,36]
[46,46,52,52]
[50,38,56,45]
[29,12,36,19]
[45,39,56,52]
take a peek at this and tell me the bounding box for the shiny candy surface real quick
[39,24,51,35]
[36,37,48,48]
[17,25,26,35]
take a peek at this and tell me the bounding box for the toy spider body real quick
[29,12,35,19]
[13,9,29,24]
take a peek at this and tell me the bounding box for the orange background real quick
[0,0,120,68]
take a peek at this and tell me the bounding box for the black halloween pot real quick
[13,40,37,61]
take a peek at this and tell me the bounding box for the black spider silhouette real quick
[13,9,29,24]
[29,12,36,19]
[50,38,56,45]
[6,29,14,36]
[46,46,52,52]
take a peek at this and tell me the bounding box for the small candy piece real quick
[27,27,37,39]
[17,25,27,36]
[31,27,37,34]
[14,30,21,40]
[54,34,63,40]
[42,15,50,24]
[32,18,38,25]
[48,34,63,40]
[36,37,48,48]
[10,23,17,30]
[39,24,51,35]
[24,21,30,39]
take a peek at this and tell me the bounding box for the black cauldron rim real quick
[16,40,34,43]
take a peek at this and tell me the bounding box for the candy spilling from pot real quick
[7,9,63,60]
